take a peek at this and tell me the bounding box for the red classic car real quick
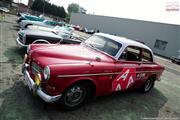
[22,33,164,110]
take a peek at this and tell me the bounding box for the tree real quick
[31,0,66,18]
[2,0,12,2]
[67,3,79,14]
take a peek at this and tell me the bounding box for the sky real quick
[14,0,180,25]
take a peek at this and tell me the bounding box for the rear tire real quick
[140,78,155,93]
[59,83,91,110]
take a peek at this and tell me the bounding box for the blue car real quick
[17,14,44,23]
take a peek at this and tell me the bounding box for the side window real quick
[119,46,141,61]
[142,49,153,62]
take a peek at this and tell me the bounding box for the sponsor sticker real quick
[112,68,136,91]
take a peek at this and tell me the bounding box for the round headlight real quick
[27,45,31,53]
[44,66,50,81]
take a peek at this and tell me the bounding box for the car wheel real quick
[141,78,155,93]
[60,83,90,110]
[171,59,175,63]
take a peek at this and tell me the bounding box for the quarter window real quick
[142,49,153,62]
[119,46,141,61]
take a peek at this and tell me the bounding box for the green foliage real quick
[2,0,12,2]
[31,0,66,18]
[67,3,79,14]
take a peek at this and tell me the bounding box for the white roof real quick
[95,33,153,53]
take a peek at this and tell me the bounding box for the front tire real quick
[59,83,90,110]
[141,78,155,93]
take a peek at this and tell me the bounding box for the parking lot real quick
[0,14,180,120]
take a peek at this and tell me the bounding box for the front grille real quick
[31,62,42,75]
[18,33,24,43]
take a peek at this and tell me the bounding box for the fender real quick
[24,24,33,29]
[61,76,97,94]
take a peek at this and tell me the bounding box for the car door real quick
[136,48,155,86]
[112,46,142,92]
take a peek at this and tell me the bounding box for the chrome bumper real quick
[22,64,62,103]
[16,37,28,48]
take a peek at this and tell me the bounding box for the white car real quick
[19,20,64,29]
[0,7,9,13]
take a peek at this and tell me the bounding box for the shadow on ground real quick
[2,20,16,24]
[3,46,26,65]
[0,79,167,120]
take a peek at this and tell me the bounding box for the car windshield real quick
[84,35,122,57]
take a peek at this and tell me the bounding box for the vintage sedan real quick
[22,33,164,110]
[17,14,44,23]
[16,26,82,48]
[19,20,65,29]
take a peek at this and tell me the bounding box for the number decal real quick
[112,68,136,91]
[137,73,146,80]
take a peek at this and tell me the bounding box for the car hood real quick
[27,25,54,31]
[20,29,62,38]
[22,20,43,24]
[31,44,114,65]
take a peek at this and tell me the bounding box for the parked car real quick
[171,50,180,64]
[72,24,81,30]
[17,14,44,23]
[19,20,65,29]
[16,26,81,48]
[17,12,30,17]
[79,27,95,34]
[85,29,95,34]
[0,7,9,13]
[22,33,164,110]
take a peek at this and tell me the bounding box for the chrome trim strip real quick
[136,70,162,73]
[32,39,50,44]
[23,63,62,103]
[57,72,121,78]
[57,70,162,78]
[16,37,28,48]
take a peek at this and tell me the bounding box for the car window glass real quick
[90,36,106,50]
[142,49,152,62]
[105,41,120,56]
[84,35,122,57]
[119,46,140,61]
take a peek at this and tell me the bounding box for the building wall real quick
[70,13,180,58]
[179,27,180,48]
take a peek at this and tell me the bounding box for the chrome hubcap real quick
[145,79,152,91]
[64,85,86,107]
